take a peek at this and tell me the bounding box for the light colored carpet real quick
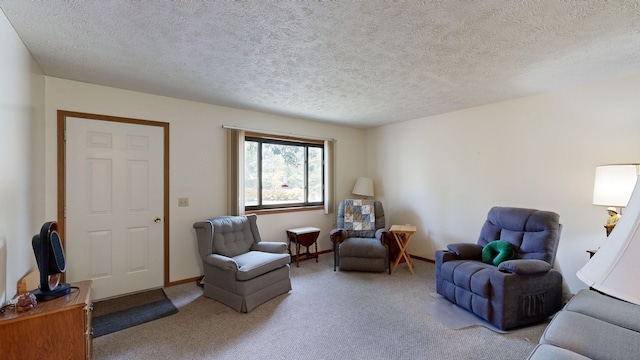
[93,254,547,359]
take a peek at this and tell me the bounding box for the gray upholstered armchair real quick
[330,200,391,273]
[435,206,563,330]
[193,214,292,313]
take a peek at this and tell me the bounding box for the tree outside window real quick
[244,135,324,210]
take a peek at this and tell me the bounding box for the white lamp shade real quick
[593,164,639,207]
[352,177,374,197]
[578,175,640,305]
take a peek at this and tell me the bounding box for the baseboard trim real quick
[167,276,203,287]
[410,254,434,263]
[166,251,434,288]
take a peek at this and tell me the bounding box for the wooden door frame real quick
[57,110,170,287]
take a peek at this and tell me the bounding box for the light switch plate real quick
[178,197,189,207]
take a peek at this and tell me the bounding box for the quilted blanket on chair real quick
[344,199,376,230]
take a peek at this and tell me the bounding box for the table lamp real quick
[592,164,640,235]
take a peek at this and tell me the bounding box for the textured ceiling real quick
[1,1,639,128]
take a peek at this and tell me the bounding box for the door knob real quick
[154,217,161,223]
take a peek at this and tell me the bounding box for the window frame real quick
[244,132,325,212]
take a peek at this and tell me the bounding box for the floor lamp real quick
[352,177,374,199]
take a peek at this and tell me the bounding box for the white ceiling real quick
[1,1,639,128]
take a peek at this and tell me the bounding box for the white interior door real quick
[65,117,164,300]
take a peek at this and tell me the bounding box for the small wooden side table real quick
[390,225,417,275]
[286,227,320,267]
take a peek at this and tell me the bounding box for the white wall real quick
[0,10,46,302]
[44,77,367,283]
[367,74,640,293]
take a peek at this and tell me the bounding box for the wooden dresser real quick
[0,280,92,360]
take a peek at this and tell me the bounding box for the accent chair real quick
[193,214,291,312]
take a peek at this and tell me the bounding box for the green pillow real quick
[482,240,515,266]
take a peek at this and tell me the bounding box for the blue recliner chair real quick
[330,200,391,273]
[435,206,563,330]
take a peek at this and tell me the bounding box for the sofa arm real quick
[376,228,392,245]
[252,241,287,254]
[498,259,552,274]
[330,229,347,245]
[446,243,483,260]
[204,253,238,271]
[435,249,459,264]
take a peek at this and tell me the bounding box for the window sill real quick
[246,205,324,215]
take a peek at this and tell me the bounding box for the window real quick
[244,133,324,211]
